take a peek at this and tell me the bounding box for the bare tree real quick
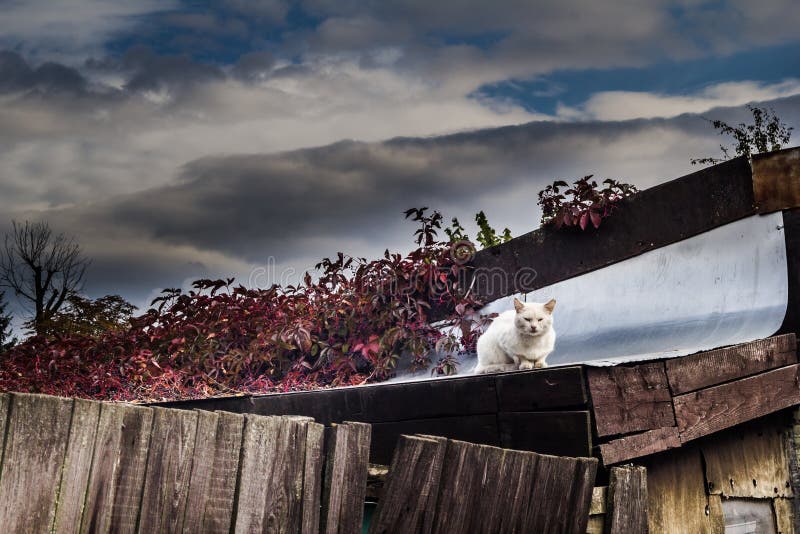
[0,221,89,334]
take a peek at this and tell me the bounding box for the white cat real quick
[474,297,556,374]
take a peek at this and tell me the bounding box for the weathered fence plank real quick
[53,399,102,534]
[588,362,675,437]
[81,403,154,534]
[234,414,281,532]
[322,421,371,534]
[181,410,219,533]
[302,421,325,534]
[674,363,800,442]
[525,454,598,534]
[0,393,73,533]
[369,435,446,534]
[430,439,486,533]
[199,411,245,533]
[0,393,10,480]
[235,415,323,533]
[605,466,648,534]
[665,334,797,395]
[138,407,199,533]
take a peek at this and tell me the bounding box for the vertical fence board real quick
[54,399,102,534]
[606,466,648,534]
[234,414,281,532]
[0,393,74,533]
[431,439,487,533]
[369,435,446,534]
[181,410,219,533]
[138,407,198,533]
[322,421,371,534]
[0,393,9,477]
[81,403,153,534]
[526,454,598,534]
[263,416,308,532]
[301,422,325,534]
[202,411,245,533]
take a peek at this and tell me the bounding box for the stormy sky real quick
[1,0,800,322]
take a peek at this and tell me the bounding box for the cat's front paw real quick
[534,360,548,368]
[518,361,535,371]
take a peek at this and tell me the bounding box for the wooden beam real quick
[674,364,800,443]
[498,411,592,457]
[599,427,681,467]
[605,466,648,534]
[752,147,800,213]
[588,362,675,437]
[467,156,756,304]
[665,334,797,395]
[494,366,587,410]
[368,414,498,465]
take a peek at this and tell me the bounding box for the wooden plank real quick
[674,364,800,442]
[773,497,795,534]
[369,414,498,465]
[599,427,681,466]
[302,421,325,534]
[498,411,592,457]
[475,447,541,534]
[201,411,245,533]
[232,414,280,533]
[752,147,800,213]
[53,399,102,534]
[701,413,793,498]
[0,393,73,533]
[666,334,798,395]
[525,453,598,534]
[0,393,10,481]
[250,389,364,425]
[605,466,647,534]
[358,378,497,421]
[644,445,722,534]
[181,410,219,533]
[81,403,154,534]
[322,421,371,534]
[590,486,607,516]
[588,362,675,437]
[494,366,587,410]
[465,156,756,305]
[368,435,446,534]
[138,407,199,533]
[431,440,488,533]
[266,416,311,533]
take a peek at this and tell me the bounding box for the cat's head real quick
[513,297,555,337]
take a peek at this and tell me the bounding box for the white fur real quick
[474,298,556,374]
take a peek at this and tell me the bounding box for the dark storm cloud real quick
[64,103,784,265]
[0,51,88,95]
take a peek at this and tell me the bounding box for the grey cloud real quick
[0,51,87,95]
[63,96,800,266]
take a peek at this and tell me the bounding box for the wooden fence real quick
[0,391,633,533]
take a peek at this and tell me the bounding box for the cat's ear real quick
[544,298,556,314]
[513,298,524,313]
